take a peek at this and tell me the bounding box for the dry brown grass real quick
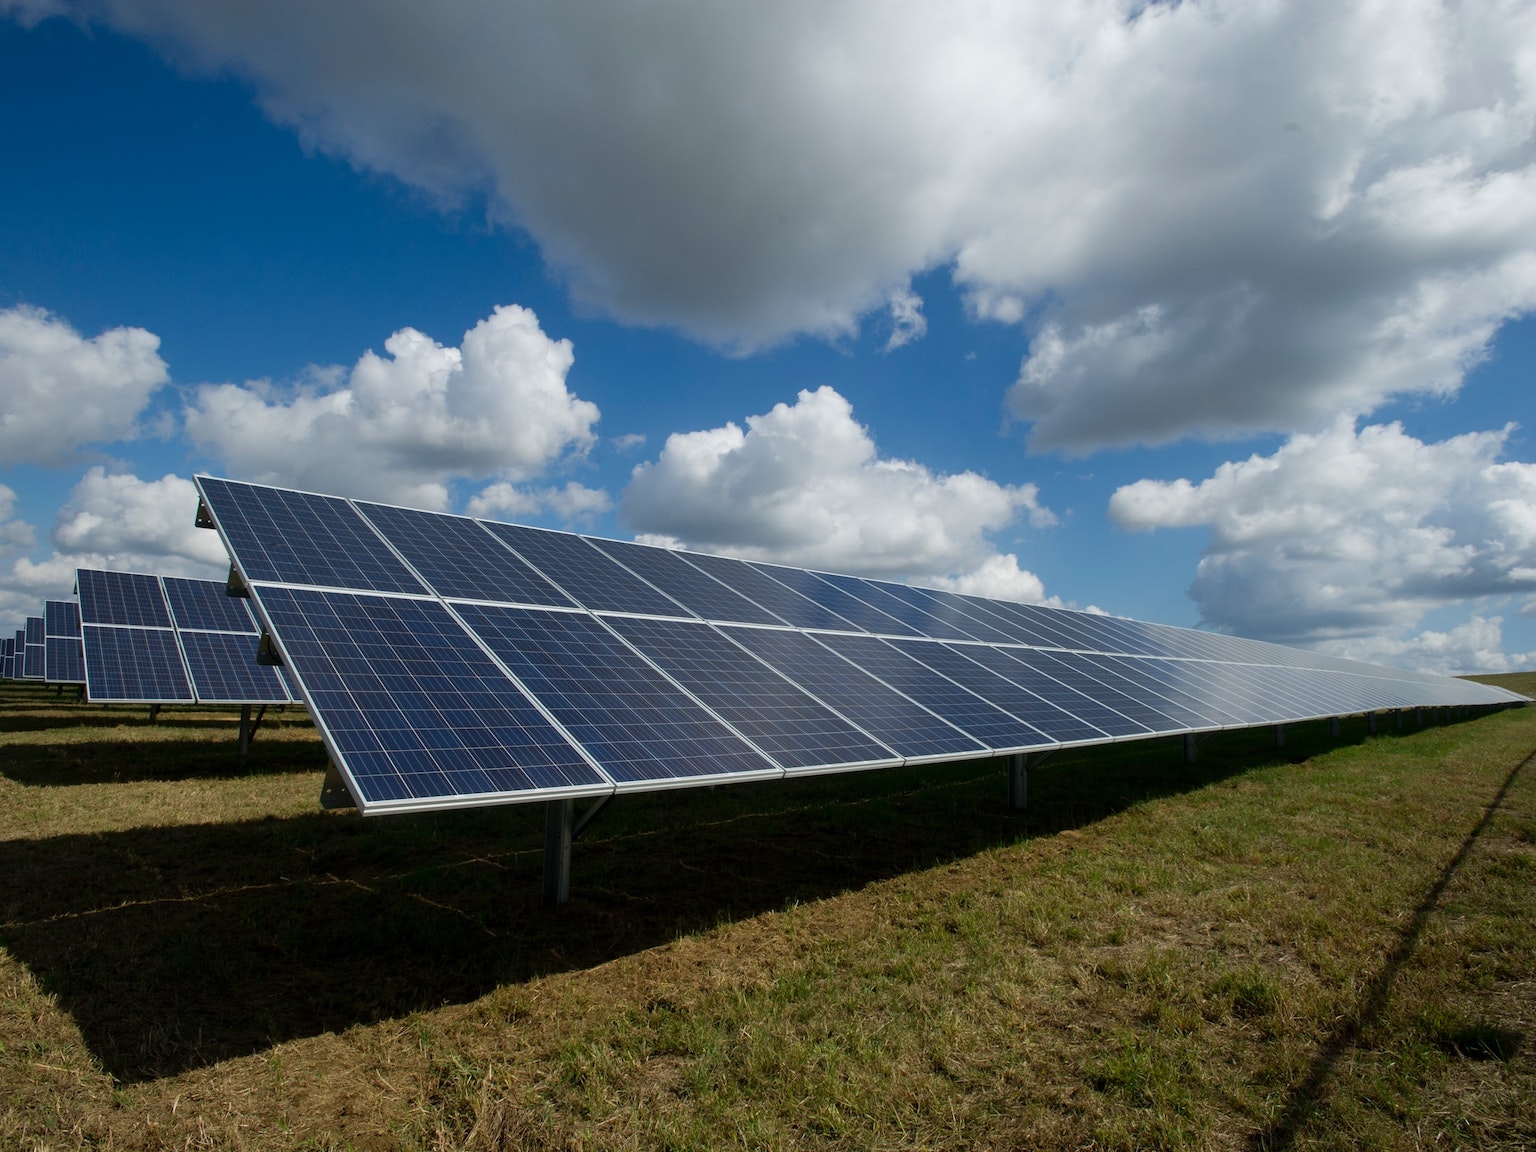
[0,676,1531,1149]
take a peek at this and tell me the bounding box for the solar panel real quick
[812,632,1058,750]
[812,572,983,641]
[197,477,425,593]
[604,615,899,771]
[11,631,23,678]
[720,624,990,762]
[42,599,85,684]
[586,538,784,626]
[176,630,291,704]
[45,636,86,684]
[356,501,576,607]
[254,586,607,808]
[76,569,295,706]
[45,600,81,638]
[749,563,924,637]
[673,550,861,631]
[22,616,45,679]
[82,625,194,703]
[78,569,172,628]
[2,637,13,679]
[162,576,257,632]
[454,603,780,786]
[480,522,686,617]
[190,474,1530,831]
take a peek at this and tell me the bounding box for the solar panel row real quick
[192,477,1528,818]
[76,568,294,706]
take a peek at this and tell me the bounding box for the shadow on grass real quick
[0,713,1478,1084]
[1251,743,1534,1151]
[0,735,328,786]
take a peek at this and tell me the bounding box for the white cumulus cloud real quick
[21,0,1536,448]
[1109,419,1536,672]
[0,304,169,465]
[183,304,599,509]
[466,479,611,523]
[884,288,927,352]
[623,385,1054,592]
[0,468,228,628]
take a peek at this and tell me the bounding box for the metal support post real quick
[542,798,574,909]
[1007,753,1029,811]
[238,704,252,768]
[1367,711,1378,736]
[1273,723,1286,749]
[1329,716,1340,738]
[148,703,160,723]
[1183,733,1198,765]
[1394,709,1403,731]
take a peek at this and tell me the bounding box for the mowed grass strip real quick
[0,676,1531,1149]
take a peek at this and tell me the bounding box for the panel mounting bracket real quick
[195,498,216,529]
[226,563,250,599]
[257,630,284,666]
[320,762,357,810]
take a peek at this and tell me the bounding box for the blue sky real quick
[3,2,1535,673]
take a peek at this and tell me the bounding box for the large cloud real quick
[18,1,1536,448]
[183,304,599,509]
[0,468,227,628]
[623,385,1054,596]
[1109,419,1536,671]
[0,304,169,465]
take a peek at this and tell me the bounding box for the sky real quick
[2,0,1535,675]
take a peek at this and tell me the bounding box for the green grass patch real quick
[0,677,1531,1149]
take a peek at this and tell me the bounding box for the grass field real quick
[1,675,1532,1150]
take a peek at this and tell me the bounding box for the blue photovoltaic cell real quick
[814,573,983,641]
[966,646,1153,738]
[77,569,172,628]
[82,625,193,702]
[178,631,292,704]
[455,603,778,784]
[898,641,1111,744]
[482,522,688,617]
[254,586,606,806]
[605,615,898,770]
[676,551,861,631]
[947,595,1064,647]
[45,636,85,684]
[588,538,784,626]
[45,600,81,638]
[1010,649,1182,732]
[162,576,257,633]
[813,632,1055,750]
[1152,658,1294,724]
[750,563,924,637]
[984,601,1090,650]
[197,477,425,594]
[357,501,576,607]
[1053,651,1225,729]
[721,625,988,760]
[1081,654,1252,726]
[876,583,1022,644]
[23,617,45,679]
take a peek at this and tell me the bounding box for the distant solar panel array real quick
[76,569,294,706]
[193,476,1527,820]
